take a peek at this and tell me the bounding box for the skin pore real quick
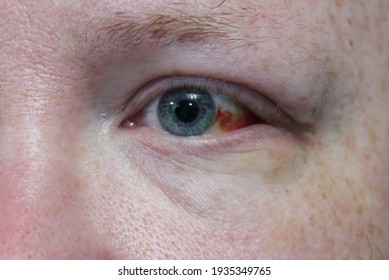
[0,0,388,259]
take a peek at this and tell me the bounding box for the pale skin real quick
[0,0,388,259]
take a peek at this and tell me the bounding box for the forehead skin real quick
[0,0,388,259]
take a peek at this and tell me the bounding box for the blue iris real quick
[157,87,217,136]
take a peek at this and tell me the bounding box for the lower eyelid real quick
[126,121,294,155]
[121,123,302,188]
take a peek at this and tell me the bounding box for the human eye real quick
[120,76,299,137]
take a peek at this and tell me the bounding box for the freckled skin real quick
[0,0,388,259]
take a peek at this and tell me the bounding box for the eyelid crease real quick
[119,76,309,134]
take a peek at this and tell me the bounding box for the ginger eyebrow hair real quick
[98,9,260,49]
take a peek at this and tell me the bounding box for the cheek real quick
[278,138,389,259]
[0,156,110,258]
[83,124,386,259]
[119,125,302,218]
[82,126,305,259]
[86,175,274,259]
[83,163,242,258]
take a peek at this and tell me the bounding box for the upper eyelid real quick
[119,75,249,118]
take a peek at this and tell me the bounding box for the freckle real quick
[74,177,82,191]
[84,118,92,126]
[364,153,372,161]
[334,213,343,226]
[303,191,309,201]
[346,18,353,26]
[343,206,351,216]
[382,80,387,92]
[321,192,327,200]
[376,42,384,53]
[309,216,315,226]
[358,71,365,82]
[344,137,356,152]
[346,177,354,187]
[93,160,101,169]
[78,146,87,156]
[329,14,336,25]
[299,226,307,244]
[359,188,366,198]
[308,176,315,186]
[357,205,365,216]
[348,39,354,48]
[335,0,343,8]
[367,126,377,143]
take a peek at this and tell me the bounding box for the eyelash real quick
[119,76,299,134]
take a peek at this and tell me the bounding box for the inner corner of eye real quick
[120,117,135,129]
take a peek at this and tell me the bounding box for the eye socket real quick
[121,76,297,136]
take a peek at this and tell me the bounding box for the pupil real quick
[175,99,199,123]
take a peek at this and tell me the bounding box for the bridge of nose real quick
[0,63,104,257]
[0,96,94,258]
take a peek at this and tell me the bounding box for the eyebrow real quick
[97,5,280,50]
